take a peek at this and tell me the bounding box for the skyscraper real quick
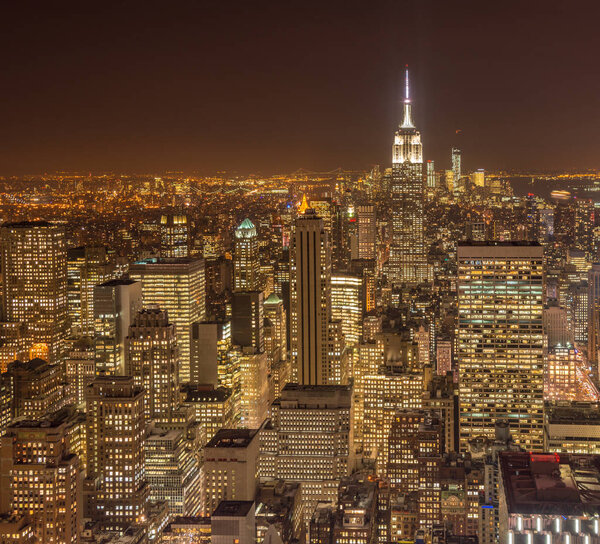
[290,210,332,385]
[457,242,545,451]
[93,278,142,375]
[0,412,82,543]
[125,308,180,423]
[426,159,436,189]
[0,221,68,363]
[356,205,376,260]
[588,263,600,381]
[160,214,189,258]
[389,68,427,285]
[451,147,462,183]
[67,245,113,336]
[85,376,149,530]
[130,257,206,382]
[234,218,260,292]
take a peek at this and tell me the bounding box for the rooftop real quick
[98,278,138,287]
[206,428,258,449]
[499,452,600,516]
[212,500,254,518]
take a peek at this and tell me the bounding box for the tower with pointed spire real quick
[389,66,428,286]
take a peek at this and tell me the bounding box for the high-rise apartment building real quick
[0,221,68,363]
[457,242,545,451]
[93,278,142,376]
[67,246,113,336]
[0,414,82,543]
[389,68,427,286]
[130,257,206,382]
[126,308,180,422]
[290,210,332,385]
[234,219,260,292]
[85,376,149,530]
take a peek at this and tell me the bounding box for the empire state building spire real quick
[401,65,415,129]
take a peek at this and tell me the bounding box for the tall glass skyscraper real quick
[457,242,545,451]
[389,68,428,285]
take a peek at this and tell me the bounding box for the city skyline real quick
[1,2,600,174]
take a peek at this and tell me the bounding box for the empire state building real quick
[388,67,428,285]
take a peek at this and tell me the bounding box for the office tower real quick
[589,263,600,381]
[145,427,202,517]
[203,429,260,516]
[457,242,545,451]
[310,504,334,544]
[543,302,573,348]
[232,291,264,352]
[130,257,206,382]
[426,160,436,189]
[471,169,485,187]
[451,147,461,182]
[67,246,113,336]
[290,210,332,385]
[389,68,427,285]
[211,501,256,544]
[85,376,149,530]
[0,415,82,543]
[352,338,384,448]
[569,280,588,345]
[190,321,228,386]
[333,474,378,544]
[0,221,68,363]
[160,214,189,258]
[7,358,67,419]
[331,274,362,347]
[126,308,180,422]
[93,278,142,376]
[239,350,269,428]
[65,338,96,406]
[234,219,260,292]
[263,293,287,363]
[183,385,235,443]
[356,205,376,259]
[264,384,353,528]
[499,452,600,540]
[362,364,423,472]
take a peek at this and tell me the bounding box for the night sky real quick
[1,1,599,175]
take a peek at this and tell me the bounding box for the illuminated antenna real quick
[401,64,415,128]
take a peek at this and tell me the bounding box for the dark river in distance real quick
[509,176,599,202]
